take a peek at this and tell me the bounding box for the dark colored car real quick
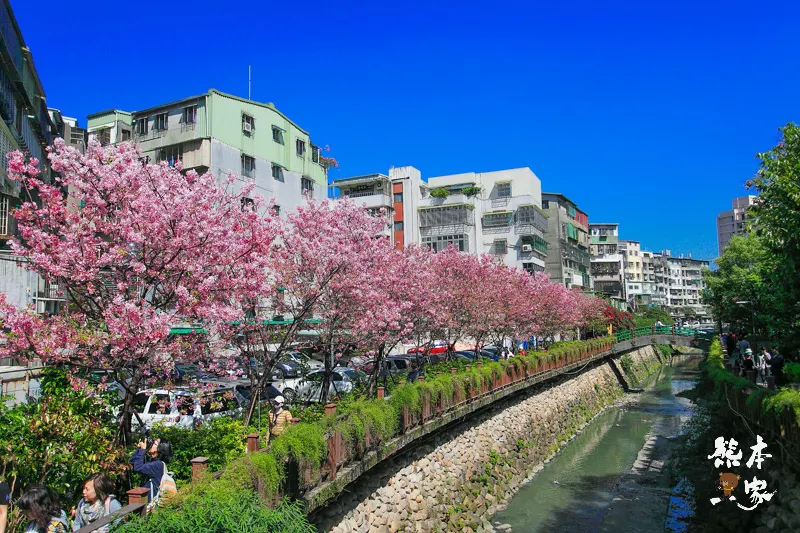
[453,350,498,362]
[273,359,302,379]
[174,362,216,382]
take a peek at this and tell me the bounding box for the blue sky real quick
[14,0,800,261]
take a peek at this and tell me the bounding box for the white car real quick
[281,351,324,372]
[273,368,357,404]
[119,387,244,430]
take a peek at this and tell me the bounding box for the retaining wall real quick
[317,345,665,533]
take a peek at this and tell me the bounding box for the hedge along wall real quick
[706,339,800,449]
[133,336,617,526]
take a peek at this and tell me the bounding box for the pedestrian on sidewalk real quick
[760,347,772,377]
[753,348,766,385]
[18,485,69,533]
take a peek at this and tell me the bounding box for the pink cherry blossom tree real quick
[0,140,277,442]
[265,198,391,406]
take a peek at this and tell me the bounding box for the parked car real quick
[272,359,303,379]
[293,368,356,403]
[453,350,498,362]
[117,386,245,430]
[280,351,323,372]
[174,362,216,382]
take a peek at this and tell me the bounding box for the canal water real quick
[493,354,700,533]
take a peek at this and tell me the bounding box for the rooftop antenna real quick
[248,65,251,100]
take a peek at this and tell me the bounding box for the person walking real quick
[769,347,785,386]
[760,347,772,378]
[18,485,69,533]
[269,396,293,440]
[130,438,173,501]
[753,348,766,385]
[71,474,121,532]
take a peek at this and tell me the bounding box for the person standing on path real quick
[0,478,9,533]
[71,473,122,532]
[129,439,173,501]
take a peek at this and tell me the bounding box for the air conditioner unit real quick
[522,244,533,252]
[243,122,252,133]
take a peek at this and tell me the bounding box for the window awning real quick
[271,162,288,170]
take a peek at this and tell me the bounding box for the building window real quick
[242,113,255,135]
[296,139,306,157]
[273,205,280,217]
[311,145,320,163]
[0,195,9,236]
[542,200,549,209]
[120,129,131,141]
[182,106,197,124]
[96,128,111,146]
[394,221,404,232]
[483,212,512,227]
[422,234,468,252]
[158,145,184,167]
[135,118,148,136]
[272,126,284,145]
[154,113,168,131]
[272,163,284,182]
[494,239,507,255]
[241,154,256,178]
[301,176,314,195]
[496,182,512,198]
[393,192,403,203]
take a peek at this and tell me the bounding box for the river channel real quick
[492,353,701,533]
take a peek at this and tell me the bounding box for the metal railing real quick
[614,325,713,343]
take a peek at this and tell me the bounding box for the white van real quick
[120,387,244,430]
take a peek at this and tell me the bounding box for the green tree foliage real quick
[745,122,800,339]
[0,369,127,526]
[633,306,673,328]
[703,232,780,336]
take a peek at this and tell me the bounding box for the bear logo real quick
[718,472,740,498]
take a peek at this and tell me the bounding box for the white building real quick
[330,166,548,273]
[716,195,756,256]
[589,223,624,299]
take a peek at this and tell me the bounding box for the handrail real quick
[73,503,146,533]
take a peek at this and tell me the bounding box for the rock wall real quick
[318,346,664,533]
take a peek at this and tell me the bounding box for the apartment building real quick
[330,166,548,273]
[619,240,643,304]
[640,250,667,306]
[542,193,591,289]
[0,0,54,249]
[716,195,757,255]
[421,168,547,273]
[664,253,709,319]
[589,223,623,298]
[329,166,426,247]
[86,89,329,213]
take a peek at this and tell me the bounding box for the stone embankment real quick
[319,346,665,533]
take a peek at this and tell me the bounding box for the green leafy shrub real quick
[430,187,450,199]
[267,422,327,468]
[784,362,800,384]
[462,186,482,197]
[149,417,253,483]
[119,490,313,533]
[0,369,127,507]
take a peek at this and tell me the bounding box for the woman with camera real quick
[129,438,173,501]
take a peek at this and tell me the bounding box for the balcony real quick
[419,204,474,236]
[420,193,471,208]
[514,205,548,235]
[343,192,392,210]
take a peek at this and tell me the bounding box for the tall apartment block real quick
[542,193,591,289]
[716,195,756,256]
[589,223,624,299]
[86,89,329,213]
[664,253,709,319]
[330,167,548,274]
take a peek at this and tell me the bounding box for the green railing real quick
[614,326,714,344]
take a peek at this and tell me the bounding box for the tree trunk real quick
[115,367,144,445]
[367,345,386,397]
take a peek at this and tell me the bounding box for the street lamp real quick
[735,301,755,335]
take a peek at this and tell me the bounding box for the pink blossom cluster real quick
[0,140,607,428]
